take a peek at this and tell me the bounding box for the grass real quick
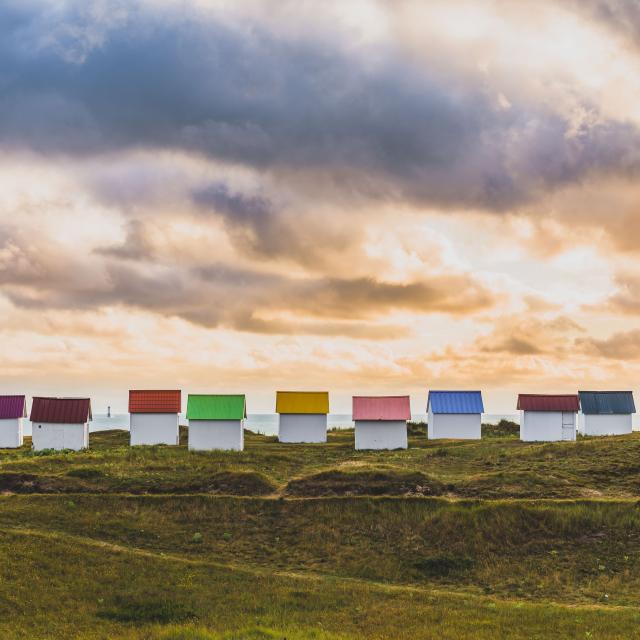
[1,427,640,637]
[3,426,640,499]
[1,526,639,640]
[1,494,640,603]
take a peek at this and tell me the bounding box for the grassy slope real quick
[4,494,640,604]
[1,427,640,638]
[3,526,639,640]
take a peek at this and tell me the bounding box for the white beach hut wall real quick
[0,395,27,448]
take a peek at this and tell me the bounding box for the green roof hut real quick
[186,394,247,451]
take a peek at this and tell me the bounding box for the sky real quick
[2,0,640,413]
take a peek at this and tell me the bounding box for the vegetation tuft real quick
[407,421,427,437]
[481,419,519,438]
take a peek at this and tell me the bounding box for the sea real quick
[20,412,520,437]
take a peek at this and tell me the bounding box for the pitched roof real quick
[352,396,411,421]
[129,390,181,414]
[187,394,246,420]
[276,391,329,414]
[517,394,579,412]
[30,397,92,424]
[0,395,27,420]
[428,391,484,414]
[579,391,636,415]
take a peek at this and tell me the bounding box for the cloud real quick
[97,219,155,261]
[277,275,497,318]
[0,224,498,336]
[192,183,273,227]
[602,273,640,314]
[475,316,584,356]
[567,0,640,47]
[523,294,562,313]
[191,182,347,264]
[96,207,359,276]
[0,0,639,213]
[576,329,640,360]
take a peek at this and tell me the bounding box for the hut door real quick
[50,426,65,449]
[561,413,574,440]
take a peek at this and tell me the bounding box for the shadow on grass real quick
[285,469,446,497]
[97,595,197,624]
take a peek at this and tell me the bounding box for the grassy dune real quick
[0,427,640,638]
[3,425,640,499]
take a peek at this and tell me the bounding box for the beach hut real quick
[352,395,411,450]
[129,390,181,446]
[427,391,483,439]
[186,394,246,451]
[0,395,27,448]
[578,391,635,436]
[30,397,92,451]
[276,391,329,443]
[518,394,579,442]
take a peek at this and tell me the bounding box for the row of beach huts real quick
[0,390,635,452]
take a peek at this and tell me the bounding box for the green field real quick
[2,424,640,639]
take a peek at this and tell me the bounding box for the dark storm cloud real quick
[190,182,360,264]
[192,184,274,224]
[1,0,640,211]
[191,183,286,256]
